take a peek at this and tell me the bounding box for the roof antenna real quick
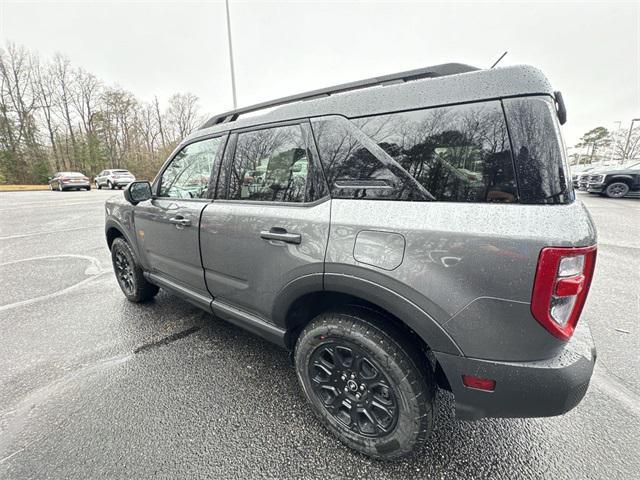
[490,51,508,69]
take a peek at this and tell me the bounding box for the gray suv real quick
[105,64,598,460]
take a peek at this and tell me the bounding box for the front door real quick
[200,122,330,321]
[134,135,226,296]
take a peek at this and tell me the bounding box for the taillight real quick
[531,246,597,341]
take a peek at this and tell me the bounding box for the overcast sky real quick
[1,0,638,147]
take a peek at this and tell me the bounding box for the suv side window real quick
[228,124,311,203]
[313,102,517,203]
[158,137,223,199]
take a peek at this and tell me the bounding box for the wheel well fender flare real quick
[606,175,633,186]
[105,219,137,254]
[272,273,463,356]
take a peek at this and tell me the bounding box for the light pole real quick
[225,0,238,109]
[623,118,640,164]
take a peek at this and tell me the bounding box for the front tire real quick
[110,237,159,302]
[295,308,435,460]
[96,182,102,190]
[605,181,629,198]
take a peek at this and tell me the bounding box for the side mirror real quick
[124,181,152,205]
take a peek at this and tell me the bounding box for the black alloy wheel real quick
[295,309,435,460]
[114,248,135,296]
[110,237,159,302]
[605,182,629,198]
[309,340,399,437]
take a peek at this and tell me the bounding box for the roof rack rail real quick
[200,62,479,129]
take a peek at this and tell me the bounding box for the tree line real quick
[571,125,640,166]
[0,42,204,184]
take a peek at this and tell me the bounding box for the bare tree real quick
[0,40,206,184]
[166,92,201,142]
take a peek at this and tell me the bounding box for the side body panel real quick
[199,199,331,321]
[134,198,210,295]
[325,199,597,362]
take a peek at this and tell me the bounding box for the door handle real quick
[169,215,191,227]
[260,228,301,244]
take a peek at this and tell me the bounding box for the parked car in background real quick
[48,172,91,191]
[104,63,597,460]
[587,162,640,198]
[95,169,136,190]
[571,166,596,189]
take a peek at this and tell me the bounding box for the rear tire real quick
[605,181,629,198]
[110,237,159,302]
[295,308,435,460]
[108,181,115,190]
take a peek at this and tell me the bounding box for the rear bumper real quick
[61,182,90,189]
[435,321,596,420]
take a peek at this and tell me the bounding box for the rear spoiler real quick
[554,91,567,125]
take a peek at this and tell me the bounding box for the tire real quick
[58,183,63,192]
[110,237,159,302]
[605,181,630,198]
[108,181,115,190]
[295,308,435,460]
[96,182,101,190]
[86,186,91,191]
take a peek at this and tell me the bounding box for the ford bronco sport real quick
[105,63,598,460]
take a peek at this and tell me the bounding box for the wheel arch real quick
[273,275,461,390]
[105,219,137,252]
[606,175,633,187]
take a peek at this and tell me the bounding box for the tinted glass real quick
[229,124,309,202]
[313,102,517,202]
[503,97,572,204]
[159,137,222,199]
[311,117,430,201]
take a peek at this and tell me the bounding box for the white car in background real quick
[94,169,136,190]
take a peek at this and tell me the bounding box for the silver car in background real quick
[48,172,91,191]
[95,169,136,190]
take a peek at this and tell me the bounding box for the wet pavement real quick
[0,189,638,479]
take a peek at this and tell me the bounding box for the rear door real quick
[200,121,330,321]
[134,135,227,297]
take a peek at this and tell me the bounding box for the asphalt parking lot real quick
[1,190,638,479]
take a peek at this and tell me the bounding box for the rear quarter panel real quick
[326,199,597,361]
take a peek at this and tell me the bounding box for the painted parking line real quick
[0,201,108,212]
[0,225,103,241]
[0,254,108,312]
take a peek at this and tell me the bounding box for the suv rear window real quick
[312,101,517,203]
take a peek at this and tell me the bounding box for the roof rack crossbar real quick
[200,63,478,129]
